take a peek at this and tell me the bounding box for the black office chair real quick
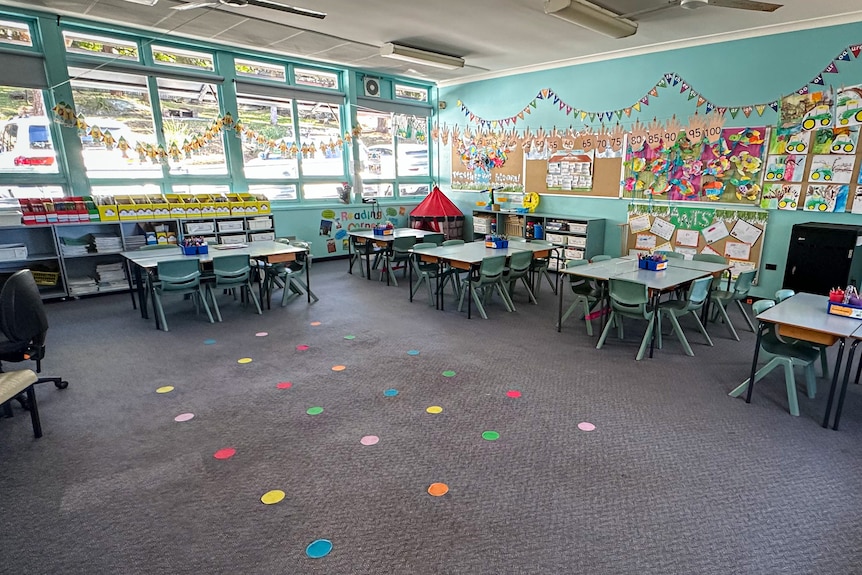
[0,270,68,411]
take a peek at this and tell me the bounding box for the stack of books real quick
[92,233,122,253]
[96,262,127,290]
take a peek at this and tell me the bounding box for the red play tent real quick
[409,186,464,240]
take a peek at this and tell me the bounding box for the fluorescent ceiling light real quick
[379,43,464,70]
[543,0,637,39]
[123,0,159,5]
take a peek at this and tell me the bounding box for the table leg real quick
[305,253,312,303]
[744,322,766,404]
[467,265,475,320]
[133,264,148,319]
[557,271,564,333]
[348,240,353,275]
[648,291,659,359]
[125,261,138,310]
[831,339,858,430]
[438,260,445,311]
[366,242,372,281]
[822,338,847,428]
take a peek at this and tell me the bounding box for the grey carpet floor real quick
[1,259,861,575]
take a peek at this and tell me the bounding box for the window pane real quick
[249,184,297,201]
[63,31,138,60]
[395,115,429,177]
[235,59,286,81]
[296,99,343,177]
[91,184,161,197]
[362,183,393,198]
[357,109,393,179]
[158,78,227,175]
[395,84,428,102]
[237,94,297,180]
[294,68,338,90]
[399,183,430,198]
[0,185,64,198]
[151,45,214,71]
[302,183,341,200]
[0,20,32,47]
[0,86,58,174]
[71,76,160,179]
[171,184,230,195]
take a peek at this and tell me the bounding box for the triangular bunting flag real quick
[658,79,667,89]
[588,113,596,122]
[696,96,706,108]
[824,62,839,74]
[640,95,649,106]
[553,96,560,105]
[730,107,740,119]
[769,101,779,112]
[672,75,680,86]
[547,89,555,98]
[838,50,851,61]
[566,105,573,115]
[615,110,623,119]
[537,90,546,100]
[530,100,537,108]
[664,73,674,83]
[811,74,824,85]
[524,106,532,115]
[717,107,727,116]
[596,112,604,122]
[559,101,566,111]
[518,112,525,120]
[624,107,632,117]
[705,102,714,114]
[468,113,475,121]
[742,106,753,118]
[580,111,588,121]
[491,121,498,129]
[649,87,659,97]
[456,100,463,107]
[755,105,766,116]
[633,102,641,112]
[797,86,809,95]
[688,89,697,101]
[852,44,862,58]
[680,82,689,94]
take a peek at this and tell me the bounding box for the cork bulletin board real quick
[524,157,622,198]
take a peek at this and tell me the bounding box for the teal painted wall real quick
[437,20,862,297]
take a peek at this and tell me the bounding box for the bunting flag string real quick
[455,41,862,127]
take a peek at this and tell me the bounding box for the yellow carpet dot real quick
[155,386,174,394]
[260,490,286,505]
[426,405,443,414]
[237,358,253,364]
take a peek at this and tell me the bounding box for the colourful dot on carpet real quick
[306,539,333,559]
[482,431,500,441]
[578,422,596,432]
[214,448,236,460]
[203,339,216,345]
[255,332,268,337]
[506,390,522,398]
[360,435,379,446]
[331,365,346,372]
[174,413,194,422]
[407,350,420,356]
[277,382,293,389]
[344,335,356,340]
[156,386,174,394]
[426,405,443,414]
[260,490,285,505]
[310,321,322,326]
[383,389,398,397]
[296,345,310,351]
[441,370,456,377]
[427,483,449,497]
[307,406,324,415]
[237,358,252,364]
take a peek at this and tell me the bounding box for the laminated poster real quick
[763,155,805,182]
[730,220,763,245]
[628,214,651,233]
[805,184,848,213]
[808,155,854,184]
[729,259,757,277]
[760,183,801,210]
[836,85,862,127]
[810,126,858,155]
[768,127,812,155]
[650,217,675,241]
[655,242,673,253]
[724,241,752,261]
[675,229,700,247]
[701,220,729,244]
[635,234,657,250]
[676,247,697,257]
[701,245,721,256]
[854,187,862,214]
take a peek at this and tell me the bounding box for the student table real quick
[122,241,309,326]
[347,228,432,282]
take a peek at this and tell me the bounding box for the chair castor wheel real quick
[55,380,69,389]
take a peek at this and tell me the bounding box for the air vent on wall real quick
[363,77,381,98]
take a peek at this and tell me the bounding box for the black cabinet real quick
[783,222,862,294]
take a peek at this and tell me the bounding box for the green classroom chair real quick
[503,249,537,305]
[411,242,460,305]
[206,254,262,322]
[596,278,656,361]
[590,255,612,263]
[458,255,514,319]
[709,269,756,341]
[422,233,445,246]
[380,236,416,286]
[528,239,557,296]
[774,289,829,378]
[656,250,685,259]
[656,275,714,356]
[558,259,600,336]
[152,259,214,332]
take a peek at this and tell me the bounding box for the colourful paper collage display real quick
[623,126,766,204]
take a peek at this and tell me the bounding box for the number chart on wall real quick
[626,204,768,279]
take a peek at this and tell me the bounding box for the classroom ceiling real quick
[4,0,862,86]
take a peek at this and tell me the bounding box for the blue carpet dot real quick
[203,339,216,345]
[306,539,332,559]
[407,350,420,356]
[383,389,398,397]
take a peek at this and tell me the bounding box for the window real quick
[296,99,343,177]
[64,31,138,61]
[0,19,32,47]
[294,68,338,90]
[395,84,428,102]
[171,184,230,195]
[0,86,58,174]
[0,185,64,198]
[237,93,297,180]
[394,114,429,178]
[248,184,297,201]
[70,70,160,178]
[302,183,341,200]
[90,184,161,197]
[151,46,214,71]
[235,59,286,82]
[157,78,227,176]
[400,183,430,197]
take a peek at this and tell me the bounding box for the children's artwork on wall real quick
[808,154,854,184]
[546,149,593,190]
[760,183,801,210]
[811,126,859,155]
[853,187,862,214]
[764,154,804,182]
[804,184,848,212]
[769,126,811,154]
[779,88,834,131]
[836,85,862,127]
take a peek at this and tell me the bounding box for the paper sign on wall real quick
[730,220,763,245]
[635,234,657,250]
[655,242,673,253]
[629,214,651,233]
[701,245,720,256]
[724,241,752,260]
[730,259,757,277]
[676,247,697,257]
[650,217,676,241]
[676,229,700,247]
[701,221,729,244]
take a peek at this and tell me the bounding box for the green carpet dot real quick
[442,370,456,377]
[306,406,324,415]
[482,431,500,441]
[344,335,356,340]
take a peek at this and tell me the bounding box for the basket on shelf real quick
[31,270,60,287]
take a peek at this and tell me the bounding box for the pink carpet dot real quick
[296,345,310,351]
[360,435,379,446]
[173,413,194,422]
[214,448,236,460]
[506,390,522,398]
[277,382,292,389]
[578,422,596,432]
[310,321,322,326]
[256,332,268,337]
